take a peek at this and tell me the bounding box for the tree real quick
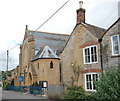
[7,71,12,77]
[94,67,120,100]
[2,71,6,80]
[2,71,12,80]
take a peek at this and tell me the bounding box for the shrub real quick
[32,81,39,87]
[94,68,120,100]
[64,67,120,100]
[64,85,89,99]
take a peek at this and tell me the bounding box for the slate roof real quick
[28,22,106,61]
[28,31,70,60]
[81,23,106,39]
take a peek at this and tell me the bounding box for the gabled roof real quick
[28,30,70,60]
[62,23,106,53]
[39,45,59,58]
[81,23,106,39]
[33,45,59,61]
[102,17,120,38]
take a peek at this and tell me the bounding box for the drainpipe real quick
[98,38,103,72]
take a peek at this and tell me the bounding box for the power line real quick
[1,0,117,57]
[9,43,22,51]
[34,0,70,32]
[0,0,70,56]
[0,52,6,56]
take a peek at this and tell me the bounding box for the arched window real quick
[38,63,39,69]
[50,61,53,69]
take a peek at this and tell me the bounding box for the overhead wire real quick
[0,0,70,56]
[0,0,118,70]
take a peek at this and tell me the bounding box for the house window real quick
[85,73,98,91]
[50,61,53,69]
[111,35,120,55]
[83,45,97,64]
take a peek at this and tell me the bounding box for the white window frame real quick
[83,45,98,64]
[84,72,98,91]
[111,35,120,55]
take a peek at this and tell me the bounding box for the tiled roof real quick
[81,23,106,39]
[62,23,106,53]
[29,31,70,59]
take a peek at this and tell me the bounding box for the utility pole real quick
[6,50,9,81]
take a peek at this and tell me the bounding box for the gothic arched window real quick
[50,61,53,69]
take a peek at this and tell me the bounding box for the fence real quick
[7,85,44,96]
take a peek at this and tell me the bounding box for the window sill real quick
[85,90,96,92]
[111,55,120,58]
[84,62,98,64]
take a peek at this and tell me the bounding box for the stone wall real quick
[32,59,60,85]
[61,24,102,90]
[102,20,120,69]
[48,84,63,98]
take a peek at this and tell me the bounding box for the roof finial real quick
[79,1,83,8]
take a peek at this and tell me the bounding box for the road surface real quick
[0,87,2,100]
[2,90,47,100]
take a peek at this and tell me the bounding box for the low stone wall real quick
[48,84,63,98]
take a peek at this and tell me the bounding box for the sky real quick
[0,0,119,71]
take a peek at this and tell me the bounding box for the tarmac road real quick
[2,90,47,100]
[0,87,2,100]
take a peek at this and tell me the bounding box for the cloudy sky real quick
[0,0,119,71]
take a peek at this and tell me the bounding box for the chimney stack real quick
[76,1,86,24]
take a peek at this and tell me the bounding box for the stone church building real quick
[12,1,120,97]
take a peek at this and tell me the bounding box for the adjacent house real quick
[60,1,106,91]
[102,18,120,69]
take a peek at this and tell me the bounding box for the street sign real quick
[18,76,24,82]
